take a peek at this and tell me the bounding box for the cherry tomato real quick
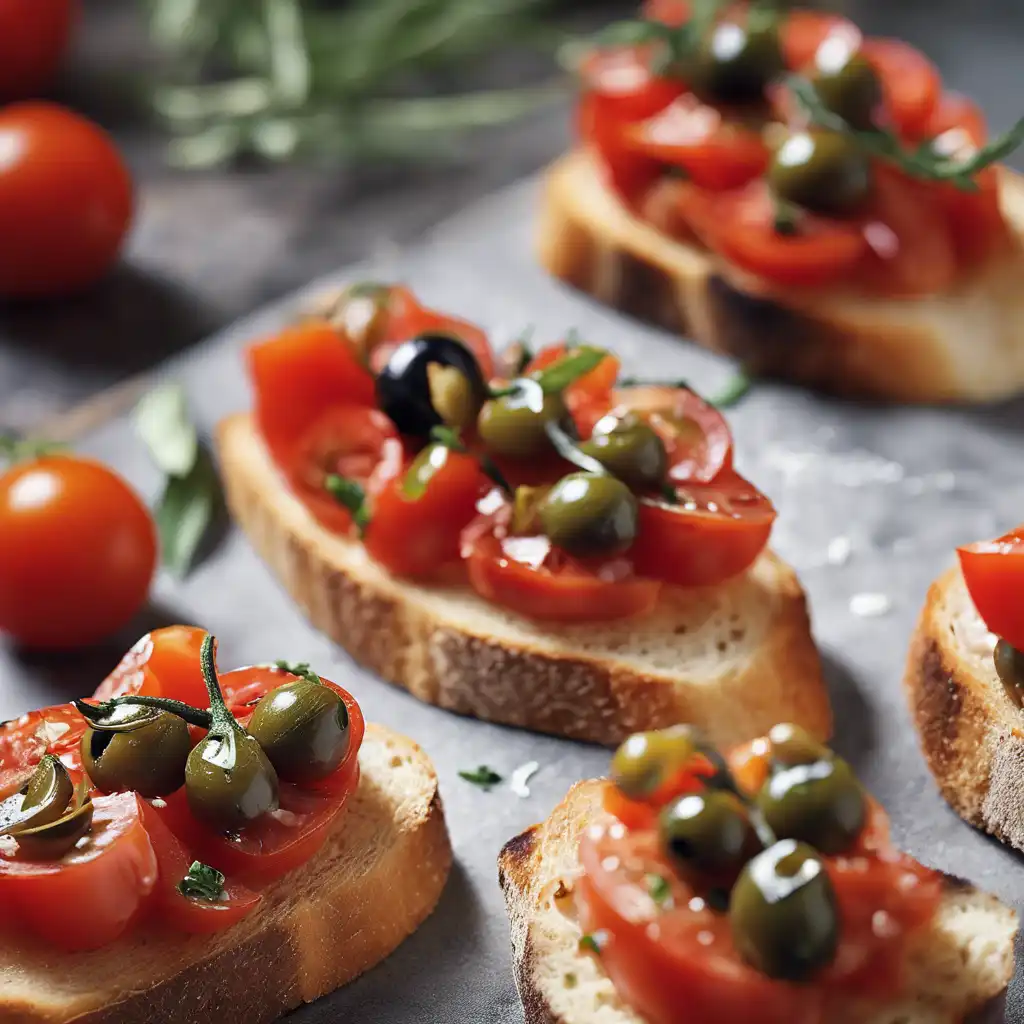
[0,703,88,769]
[781,11,858,70]
[525,344,621,438]
[364,445,488,578]
[92,625,208,706]
[958,528,1024,650]
[642,0,690,26]
[249,322,376,458]
[0,792,157,951]
[0,103,133,298]
[626,96,770,191]
[0,455,157,650]
[0,0,76,99]
[860,39,941,138]
[630,473,775,587]
[463,530,661,623]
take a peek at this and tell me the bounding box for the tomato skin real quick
[782,12,857,70]
[0,704,88,769]
[0,792,158,951]
[958,529,1024,650]
[643,0,690,26]
[93,625,209,707]
[0,0,76,99]
[0,456,157,650]
[0,103,133,298]
[860,39,941,138]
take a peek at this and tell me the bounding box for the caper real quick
[15,795,94,860]
[611,726,703,799]
[579,413,668,490]
[812,45,882,130]
[247,679,350,784]
[755,755,866,855]
[768,129,872,216]
[538,472,639,557]
[730,839,839,981]
[994,639,1024,710]
[659,790,760,875]
[689,20,784,104]
[81,708,192,798]
[477,389,568,459]
[0,755,75,836]
[765,723,830,768]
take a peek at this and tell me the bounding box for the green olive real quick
[690,20,784,104]
[186,731,280,832]
[579,413,668,490]
[611,726,704,799]
[0,755,75,836]
[755,755,866,855]
[730,839,839,981]
[813,51,883,130]
[477,389,568,459]
[768,129,872,216]
[659,790,760,875]
[994,639,1024,710]
[538,472,638,557]
[82,709,192,798]
[247,680,350,784]
[765,723,830,768]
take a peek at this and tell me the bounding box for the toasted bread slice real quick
[539,150,1024,403]
[499,780,1017,1024]
[0,724,451,1024]
[904,564,1024,851]
[215,412,830,749]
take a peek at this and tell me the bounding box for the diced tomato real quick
[860,39,941,138]
[626,96,770,191]
[958,528,1024,650]
[782,12,859,70]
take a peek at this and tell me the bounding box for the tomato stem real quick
[75,696,213,730]
[199,633,244,736]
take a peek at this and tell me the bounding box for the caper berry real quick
[477,389,568,459]
[690,20,784,104]
[766,723,830,768]
[538,472,639,557]
[755,755,866,855]
[247,680,350,784]
[768,130,872,216]
[82,709,192,798]
[579,413,668,490]
[15,797,94,861]
[186,732,280,832]
[659,790,760,875]
[994,639,1024,710]
[730,839,839,981]
[0,755,75,836]
[611,726,703,799]
[812,49,883,130]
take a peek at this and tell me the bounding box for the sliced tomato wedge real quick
[782,12,858,70]
[626,96,770,191]
[860,39,941,138]
[463,530,661,623]
[0,792,158,951]
[0,703,88,769]
[630,473,775,587]
[958,528,1024,649]
[93,625,209,707]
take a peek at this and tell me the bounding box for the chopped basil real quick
[458,765,503,790]
[325,474,370,533]
[273,660,322,686]
[533,345,607,395]
[578,933,603,956]
[178,860,226,902]
[646,873,672,906]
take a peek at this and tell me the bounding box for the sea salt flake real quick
[0,836,18,857]
[510,761,540,799]
[850,593,892,618]
[35,720,71,745]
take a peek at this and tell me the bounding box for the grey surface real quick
[2,174,1024,1021]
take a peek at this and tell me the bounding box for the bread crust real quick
[539,151,1024,404]
[215,413,830,749]
[0,725,451,1024]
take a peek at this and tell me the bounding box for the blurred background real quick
[0,0,1021,436]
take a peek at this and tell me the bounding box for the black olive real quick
[376,333,487,437]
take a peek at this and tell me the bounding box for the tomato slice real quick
[0,704,88,770]
[463,530,661,623]
[0,792,157,951]
[249,322,376,458]
[782,12,858,70]
[630,473,775,587]
[525,343,621,440]
[958,529,1024,650]
[364,444,488,578]
[626,96,770,191]
[860,39,941,138]
[93,625,209,708]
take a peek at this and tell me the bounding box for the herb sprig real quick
[458,765,503,790]
[178,861,227,902]
[325,475,371,534]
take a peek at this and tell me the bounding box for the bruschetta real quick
[216,283,829,748]
[542,1,1024,403]
[0,626,450,1023]
[500,723,1018,1024]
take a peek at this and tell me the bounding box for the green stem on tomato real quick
[74,695,213,730]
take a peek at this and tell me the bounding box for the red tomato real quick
[643,0,690,26]
[922,92,987,148]
[0,0,76,99]
[860,39,941,138]
[630,474,775,587]
[364,445,488,578]
[248,322,376,457]
[463,530,661,623]
[0,456,157,650]
[0,704,88,769]
[92,625,208,708]
[0,103,133,298]
[782,12,858,70]
[0,793,157,951]
[525,344,621,438]
[141,803,261,935]
[611,386,734,483]
[626,96,770,191]
[958,529,1024,649]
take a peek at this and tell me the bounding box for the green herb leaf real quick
[646,873,672,906]
[273,660,322,686]
[325,474,370,533]
[458,765,503,790]
[134,384,199,478]
[709,372,753,409]
[429,426,513,495]
[178,861,226,902]
[154,447,223,577]
[578,933,603,955]
[429,425,465,451]
[533,346,608,395]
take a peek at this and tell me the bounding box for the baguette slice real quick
[216,412,830,749]
[499,780,1017,1024]
[904,564,1024,850]
[539,150,1024,403]
[0,724,451,1024]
